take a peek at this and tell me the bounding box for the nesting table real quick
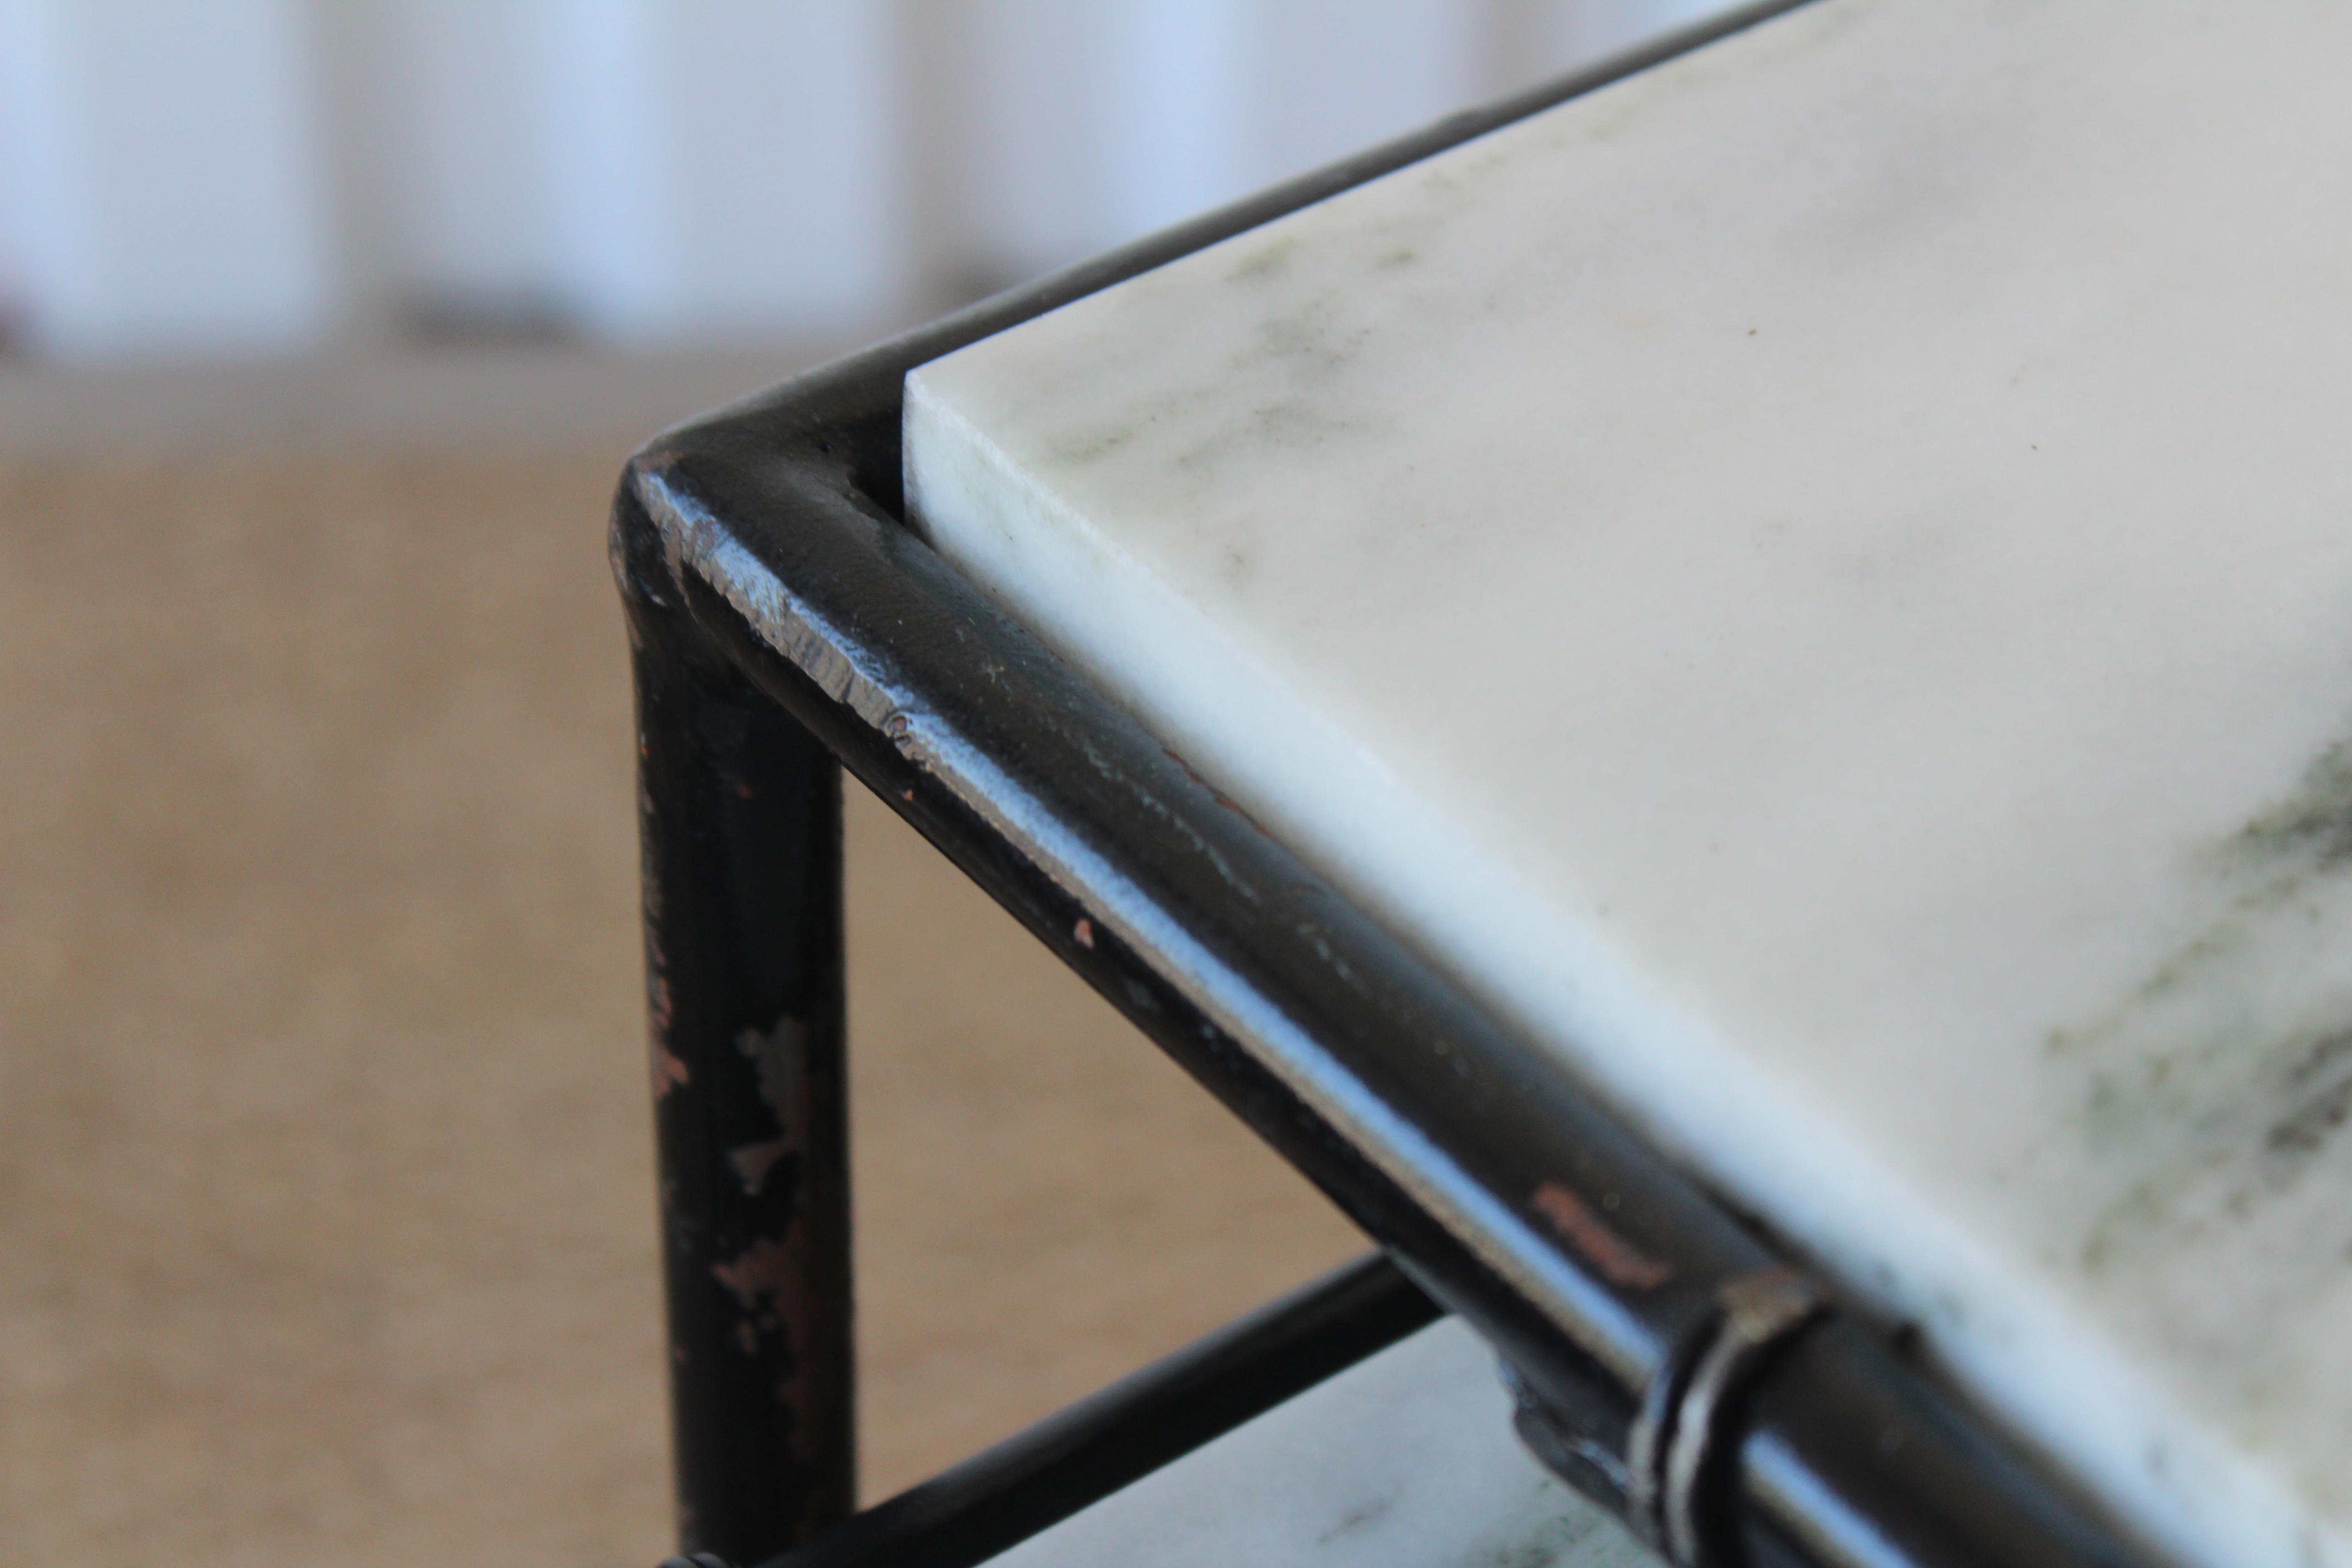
[619,3,2352,1564]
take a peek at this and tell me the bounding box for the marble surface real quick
[904,4,2352,1564]
[982,1319,1653,1568]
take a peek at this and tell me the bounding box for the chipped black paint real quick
[622,495,853,1565]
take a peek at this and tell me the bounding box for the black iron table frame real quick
[614,9,2154,1568]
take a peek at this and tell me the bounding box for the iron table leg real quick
[625,510,854,1564]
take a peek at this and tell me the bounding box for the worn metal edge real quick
[635,467,1652,1389]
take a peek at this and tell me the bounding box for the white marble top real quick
[983,1319,1651,1568]
[905,4,2352,1564]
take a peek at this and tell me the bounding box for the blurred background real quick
[0,0,1727,359]
[0,4,1726,1566]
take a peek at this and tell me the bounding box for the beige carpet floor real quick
[0,431,1363,1565]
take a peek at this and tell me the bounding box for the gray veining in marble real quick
[905,4,2352,1564]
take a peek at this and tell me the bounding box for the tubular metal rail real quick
[614,6,2158,1566]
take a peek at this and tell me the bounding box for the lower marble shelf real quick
[980,1318,1654,1568]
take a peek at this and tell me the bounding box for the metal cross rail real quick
[612,7,2151,1566]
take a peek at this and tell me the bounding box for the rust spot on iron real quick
[1532,1181,1672,1289]
[713,1237,794,1310]
[1160,745,1276,838]
[647,968,673,1036]
[730,1138,789,1195]
[1073,917,1095,949]
[651,1041,691,1100]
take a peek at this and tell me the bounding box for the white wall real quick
[935,0,1492,291]
[368,0,560,329]
[0,0,338,358]
[1512,0,1743,68]
[534,0,908,341]
[0,0,1734,361]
